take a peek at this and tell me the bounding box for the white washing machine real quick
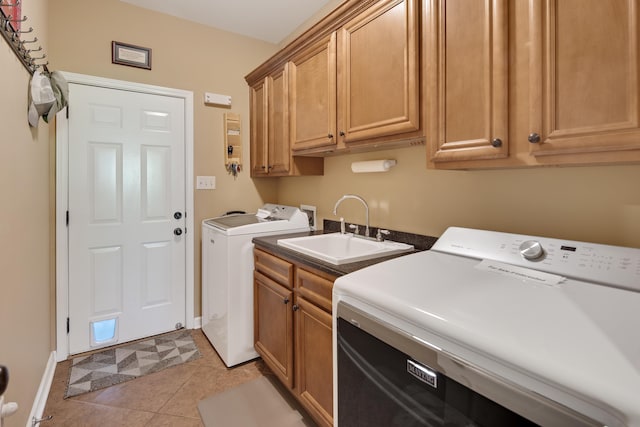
[334,227,640,427]
[201,204,310,367]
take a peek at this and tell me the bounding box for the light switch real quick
[196,176,216,190]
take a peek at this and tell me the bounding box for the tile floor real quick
[42,329,270,426]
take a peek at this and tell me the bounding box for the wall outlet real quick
[300,204,317,230]
[196,176,216,190]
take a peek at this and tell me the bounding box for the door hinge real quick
[66,106,69,119]
[66,210,69,226]
[66,317,70,334]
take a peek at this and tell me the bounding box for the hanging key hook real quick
[14,25,33,34]
[19,36,37,45]
[6,14,27,23]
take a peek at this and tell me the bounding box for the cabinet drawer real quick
[295,268,334,312]
[254,248,294,289]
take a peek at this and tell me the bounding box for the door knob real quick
[174,228,183,236]
[174,211,182,220]
[491,138,503,148]
[0,365,8,396]
[528,132,541,143]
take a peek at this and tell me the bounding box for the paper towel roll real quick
[351,159,396,173]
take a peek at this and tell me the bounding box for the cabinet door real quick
[249,78,269,176]
[338,0,420,143]
[427,0,508,162]
[267,65,291,175]
[529,0,640,157]
[254,271,294,388]
[290,33,338,152]
[295,296,333,427]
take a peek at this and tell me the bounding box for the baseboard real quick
[27,351,56,426]
[193,316,202,329]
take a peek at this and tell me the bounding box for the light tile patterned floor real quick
[43,330,269,426]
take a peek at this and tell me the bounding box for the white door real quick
[67,83,186,355]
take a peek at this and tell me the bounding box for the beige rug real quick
[197,376,317,427]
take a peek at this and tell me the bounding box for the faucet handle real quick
[348,224,359,235]
[376,229,390,241]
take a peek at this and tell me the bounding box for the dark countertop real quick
[252,220,439,277]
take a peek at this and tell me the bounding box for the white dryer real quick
[201,204,309,367]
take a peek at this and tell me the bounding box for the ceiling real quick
[120,0,336,44]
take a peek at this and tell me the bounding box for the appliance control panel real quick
[259,204,307,222]
[433,227,640,292]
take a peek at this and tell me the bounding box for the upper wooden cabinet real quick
[528,0,640,158]
[249,65,323,177]
[429,0,640,169]
[289,33,338,152]
[246,0,423,161]
[267,67,292,175]
[337,0,420,145]
[426,0,508,162]
[249,78,268,176]
[290,0,421,154]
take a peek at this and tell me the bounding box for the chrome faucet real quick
[333,194,370,237]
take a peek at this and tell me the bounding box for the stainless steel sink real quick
[277,233,414,265]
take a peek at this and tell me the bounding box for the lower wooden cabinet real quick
[295,296,333,426]
[254,270,294,388]
[253,248,335,427]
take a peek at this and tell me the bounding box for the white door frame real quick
[55,72,195,362]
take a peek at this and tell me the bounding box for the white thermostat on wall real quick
[204,92,232,106]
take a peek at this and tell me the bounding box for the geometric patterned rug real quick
[64,329,201,398]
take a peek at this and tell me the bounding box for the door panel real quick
[254,270,294,388]
[529,0,640,156]
[90,246,123,315]
[268,66,291,175]
[338,0,420,143]
[427,0,508,162]
[250,79,268,175]
[290,32,337,151]
[68,83,186,355]
[295,296,333,427]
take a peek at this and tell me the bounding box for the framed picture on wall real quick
[1,1,22,32]
[111,41,152,70]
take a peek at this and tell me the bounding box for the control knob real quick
[519,240,544,260]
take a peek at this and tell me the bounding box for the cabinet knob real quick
[328,133,334,139]
[491,138,503,148]
[283,297,289,304]
[339,131,345,137]
[528,132,541,143]
[292,304,300,312]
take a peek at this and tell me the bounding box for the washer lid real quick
[204,213,277,231]
[333,247,640,427]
